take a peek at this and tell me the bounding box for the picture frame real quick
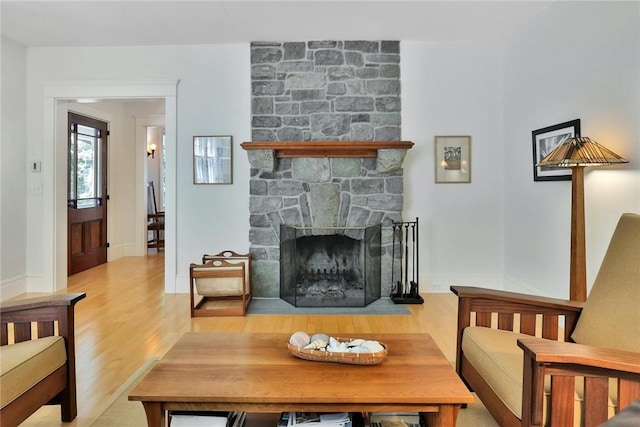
[532,119,580,182]
[435,135,471,183]
[193,135,233,184]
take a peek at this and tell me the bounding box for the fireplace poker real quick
[404,223,410,297]
[410,220,418,298]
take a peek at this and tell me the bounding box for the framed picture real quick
[435,135,471,183]
[193,135,233,184]
[532,119,580,182]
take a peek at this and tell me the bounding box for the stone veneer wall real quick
[248,40,405,298]
[251,40,401,141]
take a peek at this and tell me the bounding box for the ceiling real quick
[1,1,552,47]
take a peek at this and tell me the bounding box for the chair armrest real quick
[451,285,584,313]
[518,338,640,426]
[518,338,640,375]
[0,293,86,314]
[1,293,86,344]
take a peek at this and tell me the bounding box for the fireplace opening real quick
[280,224,382,307]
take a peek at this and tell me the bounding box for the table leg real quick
[142,401,164,427]
[421,405,460,427]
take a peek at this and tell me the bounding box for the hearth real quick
[280,224,381,307]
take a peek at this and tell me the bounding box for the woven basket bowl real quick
[287,337,387,365]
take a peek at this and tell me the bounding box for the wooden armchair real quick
[190,250,252,316]
[451,213,640,427]
[0,293,86,426]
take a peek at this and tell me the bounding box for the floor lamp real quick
[537,136,628,301]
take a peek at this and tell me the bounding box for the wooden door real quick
[68,112,108,275]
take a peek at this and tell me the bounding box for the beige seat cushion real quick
[462,327,532,418]
[571,213,640,353]
[462,327,615,424]
[0,336,67,408]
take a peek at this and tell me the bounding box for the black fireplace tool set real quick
[390,217,424,304]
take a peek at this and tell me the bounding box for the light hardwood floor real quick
[19,252,460,426]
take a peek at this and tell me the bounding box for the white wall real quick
[402,41,506,292]
[1,38,28,299]
[502,1,640,298]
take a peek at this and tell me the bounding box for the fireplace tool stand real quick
[390,217,424,304]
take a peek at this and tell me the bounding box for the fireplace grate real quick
[280,224,381,307]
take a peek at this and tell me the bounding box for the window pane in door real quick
[69,120,103,209]
[77,135,96,208]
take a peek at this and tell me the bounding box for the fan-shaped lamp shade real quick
[536,137,628,167]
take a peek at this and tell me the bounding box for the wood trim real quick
[240,140,414,158]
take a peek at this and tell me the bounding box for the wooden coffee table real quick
[129,332,473,427]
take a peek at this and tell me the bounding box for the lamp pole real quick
[570,166,587,302]
[536,134,628,302]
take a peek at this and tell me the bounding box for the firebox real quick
[280,224,382,307]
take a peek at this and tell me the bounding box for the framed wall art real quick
[532,119,580,182]
[435,135,471,183]
[193,135,233,184]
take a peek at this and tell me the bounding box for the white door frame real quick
[41,80,178,293]
[136,115,166,254]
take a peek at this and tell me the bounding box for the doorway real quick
[41,80,177,293]
[146,125,165,251]
[67,112,108,275]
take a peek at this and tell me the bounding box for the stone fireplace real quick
[243,142,412,301]
[244,40,411,302]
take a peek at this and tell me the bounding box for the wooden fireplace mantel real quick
[240,140,414,158]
